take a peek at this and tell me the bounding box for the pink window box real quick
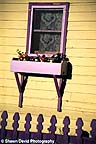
[10,60,67,77]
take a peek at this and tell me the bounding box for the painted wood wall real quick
[0,0,96,135]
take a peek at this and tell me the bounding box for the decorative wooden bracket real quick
[14,72,28,108]
[53,75,67,112]
[14,73,66,112]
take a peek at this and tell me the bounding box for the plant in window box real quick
[16,49,68,63]
[16,49,29,61]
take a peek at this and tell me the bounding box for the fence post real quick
[76,117,83,144]
[31,114,44,140]
[24,113,32,139]
[12,112,20,139]
[30,114,44,140]
[18,113,32,141]
[46,115,57,142]
[90,119,96,139]
[62,116,70,144]
[0,111,8,140]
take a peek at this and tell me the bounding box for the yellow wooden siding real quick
[0,0,96,135]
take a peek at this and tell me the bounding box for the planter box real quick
[10,60,67,77]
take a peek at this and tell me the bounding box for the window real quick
[26,2,69,57]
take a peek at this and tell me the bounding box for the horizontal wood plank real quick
[69,74,96,84]
[0,37,26,46]
[0,20,27,29]
[0,29,27,37]
[69,57,96,66]
[66,82,96,95]
[70,4,96,12]
[0,12,27,20]
[0,45,25,54]
[66,39,96,49]
[69,12,96,21]
[67,48,96,58]
[68,21,96,30]
[0,4,28,12]
[67,30,96,40]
